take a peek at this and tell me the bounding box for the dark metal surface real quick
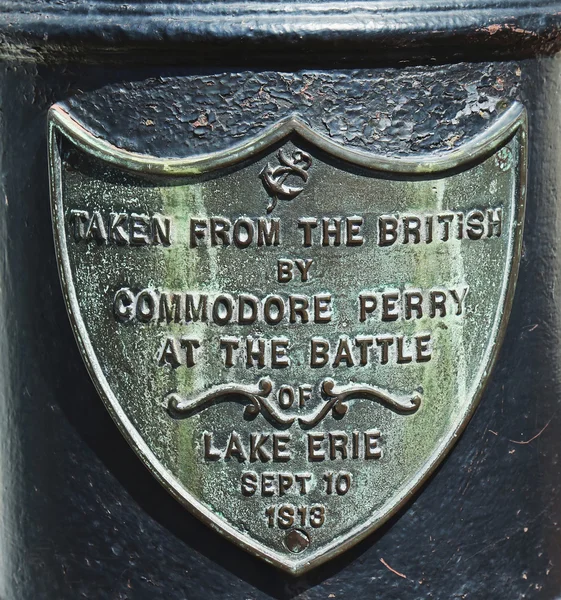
[60,65,524,159]
[1,1,561,597]
[1,0,561,61]
[48,99,525,573]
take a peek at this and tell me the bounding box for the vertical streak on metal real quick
[531,55,561,589]
[0,65,16,600]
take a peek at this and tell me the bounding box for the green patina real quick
[55,112,524,574]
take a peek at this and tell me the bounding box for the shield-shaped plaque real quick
[49,101,526,574]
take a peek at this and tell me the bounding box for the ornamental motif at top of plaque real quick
[48,103,526,574]
[260,148,312,213]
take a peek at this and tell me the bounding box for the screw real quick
[284,528,310,554]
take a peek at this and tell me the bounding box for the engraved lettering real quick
[109,212,128,244]
[136,290,157,322]
[364,430,383,459]
[67,212,173,247]
[262,473,275,496]
[329,432,349,460]
[225,432,247,462]
[186,294,208,322]
[487,208,502,237]
[429,291,447,318]
[346,216,364,246]
[86,210,107,242]
[233,218,254,248]
[180,338,200,368]
[310,338,330,368]
[114,289,335,326]
[244,472,312,497]
[266,505,325,528]
[376,336,393,365]
[297,217,318,247]
[332,338,355,368]
[299,385,312,407]
[152,214,172,245]
[396,336,413,364]
[202,432,293,463]
[355,336,374,366]
[250,434,271,462]
[314,294,332,323]
[298,217,366,246]
[257,218,281,246]
[159,292,182,323]
[295,259,313,282]
[449,286,469,315]
[294,474,311,494]
[324,472,352,495]
[190,218,206,247]
[309,334,433,367]
[273,434,291,462]
[289,295,309,323]
[381,292,399,322]
[263,296,285,325]
[378,216,398,246]
[203,432,221,461]
[213,294,234,325]
[69,209,90,241]
[416,334,432,362]
[211,217,230,246]
[113,288,134,322]
[158,336,182,368]
[220,337,239,367]
[238,294,258,325]
[437,214,454,241]
[358,286,470,322]
[241,471,258,496]
[378,208,504,245]
[322,218,342,246]
[403,216,421,243]
[308,433,325,461]
[246,337,266,368]
[190,217,280,247]
[467,210,485,240]
[277,386,295,409]
[278,259,293,283]
[276,259,314,284]
[271,338,290,368]
[404,291,423,319]
[359,294,376,322]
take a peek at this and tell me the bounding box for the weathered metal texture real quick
[61,66,524,158]
[48,98,526,573]
[0,0,560,61]
[0,1,561,598]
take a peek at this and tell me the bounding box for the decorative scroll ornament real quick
[300,379,421,428]
[166,379,294,426]
[166,378,421,428]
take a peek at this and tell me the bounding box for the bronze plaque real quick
[49,102,526,574]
